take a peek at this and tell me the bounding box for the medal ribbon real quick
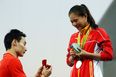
[77,26,91,48]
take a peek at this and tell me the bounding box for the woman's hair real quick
[69,4,98,28]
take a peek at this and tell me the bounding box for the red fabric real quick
[96,28,113,60]
[0,53,26,77]
[66,28,113,77]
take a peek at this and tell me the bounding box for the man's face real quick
[15,37,27,57]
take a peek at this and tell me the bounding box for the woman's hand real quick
[76,49,88,57]
[70,49,88,59]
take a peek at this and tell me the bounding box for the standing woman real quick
[66,4,113,77]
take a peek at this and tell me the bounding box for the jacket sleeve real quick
[97,28,113,61]
[66,33,77,66]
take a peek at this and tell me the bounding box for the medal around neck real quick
[70,43,82,53]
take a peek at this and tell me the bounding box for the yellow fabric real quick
[78,69,80,77]
[89,61,93,77]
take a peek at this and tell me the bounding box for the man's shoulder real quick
[3,53,20,64]
[0,53,21,70]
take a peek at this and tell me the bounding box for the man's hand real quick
[35,66,52,77]
[35,66,43,77]
[41,66,52,77]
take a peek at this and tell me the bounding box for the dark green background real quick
[99,1,116,77]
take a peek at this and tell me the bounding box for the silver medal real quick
[76,60,82,68]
